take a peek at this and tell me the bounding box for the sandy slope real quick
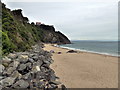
[44,44,118,88]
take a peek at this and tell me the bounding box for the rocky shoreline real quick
[0,43,66,89]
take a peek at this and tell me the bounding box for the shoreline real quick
[44,44,118,88]
[53,44,119,58]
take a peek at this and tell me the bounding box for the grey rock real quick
[50,84,58,89]
[18,55,28,63]
[50,59,54,64]
[6,67,16,75]
[11,71,22,80]
[32,55,38,61]
[21,52,30,55]
[49,81,61,85]
[42,64,50,69]
[22,72,30,80]
[36,60,43,67]
[0,64,5,74]
[2,63,9,68]
[50,74,56,81]
[39,50,46,55]
[16,52,29,56]
[0,44,63,89]
[45,51,52,57]
[61,84,67,90]
[43,60,50,65]
[9,61,20,69]
[8,53,17,59]
[0,76,3,80]
[37,81,45,88]
[0,77,15,87]
[13,80,29,88]
[32,66,40,73]
[18,64,26,71]
[26,62,32,69]
[40,66,47,72]
[28,58,34,63]
[35,71,45,79]
[29,54,34,57]
[34,50,40,53]
[2,57,12,64]
[39,55,46,61]
[0,85,2,90]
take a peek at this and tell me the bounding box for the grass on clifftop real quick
[2,4,43,55]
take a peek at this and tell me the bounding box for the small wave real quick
[57,45,119,57]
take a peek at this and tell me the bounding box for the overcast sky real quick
[2,0,118,41]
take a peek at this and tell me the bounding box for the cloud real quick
[3,2,118,40]
[1,0,119,2]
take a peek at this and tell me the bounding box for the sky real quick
[2,0,118,41]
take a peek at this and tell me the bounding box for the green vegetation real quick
[2,3,43,55]
[1,3,71,55]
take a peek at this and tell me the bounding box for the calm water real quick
[59,41,119,57]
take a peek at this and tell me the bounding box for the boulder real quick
[8,53,17,59]
[0,85,2,90]
[67,50,77,53]
[28,58,34,63]
[6,67,16,75]
[35,71,46,80]
[18,63,26,71]
[13,79,29,88]
[39,55,46,61]
[0,43,64,89]
[0,64,5,74]
[11,71,22,80]
[49,84,58,89]
[43,60,50,65]
[61,84,67,90]
[49,81,61,85]
[0,77,15,87]
[32,66,40,73]
[18,55,28,63]
[26,62,32,69]
[9,61,20,69]
[36,60,43,67]
[2,57,12,64]
[22,72,31,80]
[2,63,9,68]
[36,81,45,89]
[0,76,3,80]
[32,55,38,61]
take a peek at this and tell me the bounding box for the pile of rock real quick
[0,44,66,89]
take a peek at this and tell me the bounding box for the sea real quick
[58,40,119,57]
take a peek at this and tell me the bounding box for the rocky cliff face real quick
[2,3,71,55]
[39,24,71,44]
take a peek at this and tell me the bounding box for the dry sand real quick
[44,44,118,88]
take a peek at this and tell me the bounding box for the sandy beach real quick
[44,44,118,88]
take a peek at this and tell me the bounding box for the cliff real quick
[39,24,71,44]
[2,3,71,55]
